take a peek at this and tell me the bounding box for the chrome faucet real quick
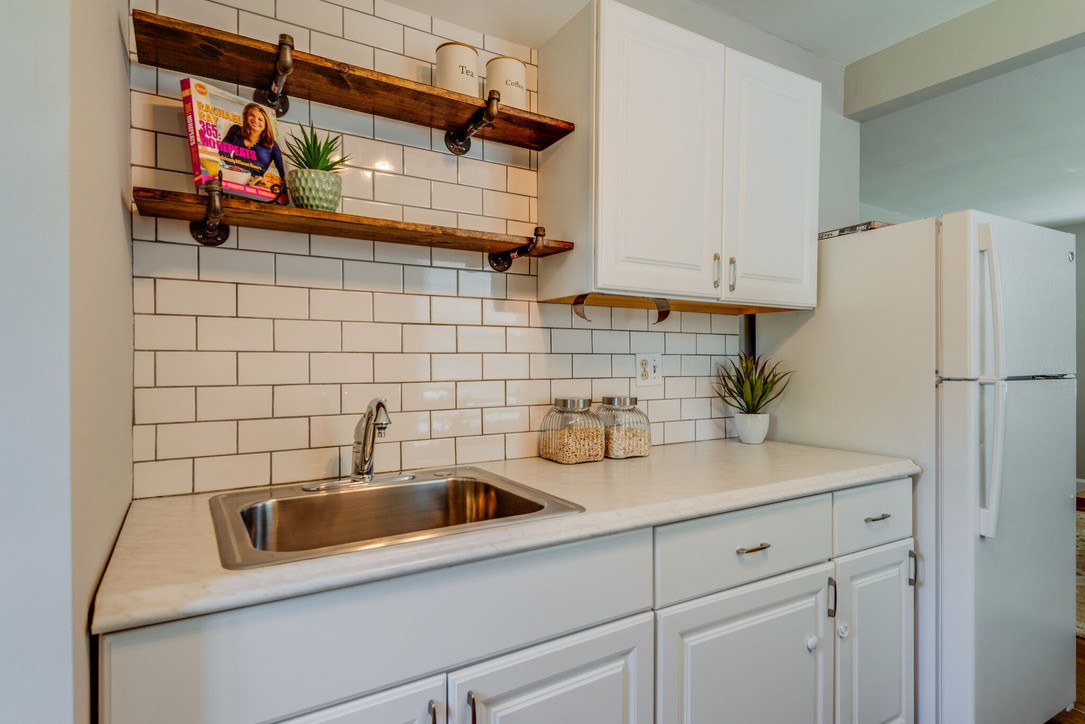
[351,398,391,481]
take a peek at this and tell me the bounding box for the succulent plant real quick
[284,123,351,172]
[714,353,793,414]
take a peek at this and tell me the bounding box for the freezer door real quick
[940,210,1075,379]
[939,378,1076,724]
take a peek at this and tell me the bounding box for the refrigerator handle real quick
[978,380,1008,538]
[978,223,1005,380]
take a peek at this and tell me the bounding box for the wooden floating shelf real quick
[132,10,575,152]
[132,187,575,257]
[543,293,798,316]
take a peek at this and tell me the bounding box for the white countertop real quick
[92,440,919,635]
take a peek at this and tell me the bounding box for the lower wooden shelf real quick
[131,187,574,258]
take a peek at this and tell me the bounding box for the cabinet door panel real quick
[447,612,653,724]
[282,675,444,724]
[723,48,820,307]
[834,538,914,724]
[657,562,834,724]
[596,0,723,298]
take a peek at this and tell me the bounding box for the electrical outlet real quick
[634,353,662,387]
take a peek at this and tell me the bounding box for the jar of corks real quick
[539,398,604,464]
[598,396,652,458]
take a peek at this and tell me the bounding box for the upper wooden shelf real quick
[132,187,574,258]
[132,10,574,152]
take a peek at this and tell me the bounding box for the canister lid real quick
[552,397,592,410]
[601,396,637,407]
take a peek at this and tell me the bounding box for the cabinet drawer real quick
[654,494,831,607]
[833,478,912,556]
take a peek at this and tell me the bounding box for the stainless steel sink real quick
[209,466,583,569]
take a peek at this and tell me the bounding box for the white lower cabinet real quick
[282,675,445,724]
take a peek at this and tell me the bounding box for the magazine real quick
[180,78,288,204]
[817,220,892,241]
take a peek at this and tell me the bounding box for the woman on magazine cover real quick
[219,103,286,189]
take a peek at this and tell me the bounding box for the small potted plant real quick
[714,353,793,444]
[284,123,351,212]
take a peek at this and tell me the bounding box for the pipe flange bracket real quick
[445,90,501,156]
[252,33,294,118]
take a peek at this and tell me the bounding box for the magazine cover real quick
[180,78,288,204]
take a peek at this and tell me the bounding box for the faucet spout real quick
[351,398,391,481]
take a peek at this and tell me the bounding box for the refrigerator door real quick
[939,377,1075,724]
[940,210,1075,379]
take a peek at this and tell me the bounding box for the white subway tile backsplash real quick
[483,354,529,380]
[457,326,505,353]
[238,285,309,319]
[156,279,236,317]
[457,270,505,299]
[696,333,727,355]
[134,459,193,498]
[275,320,342,351]
[681,355,711,377]
[550,378,591,400]
[402,381,456,411]
[649,399,682,423]
[277,254,343,289]
[665,376,696,399]
[665,333,697,355]
[432,353,482,381]
[342,383,403,413]
[482,300,529,327]
[507,327,549,353]
[343,135,403,173]
[374,353,430,382]
[374,171,431,206]
[373,293,430,323]
[551,329,591,354]
[431,297,480,325]
[239,417,310,453]
[342,322,402,352]
[404,267,458,297]
[712,314,741,334]
[200,247,276,285]
[377,0,430,31]
[682,312,711,333]
[611,308,649,331]
[134,241,198,279]
[457,381,504,408]
[572,354,610,379]
[310,353,374,383]
[237,227,309,255]
[197,386,272,420]
[592,378,630,400]
[373,242,431,266]
[194,453,271,492]
[431,408,482,438]
[529,353,570,379]
[274,384,341,417]
[276,0,342,35]
[198,317,273,351]
[309,415,356,448]
[382,411,431,441]
[344,9,402,52]
[629,331,665,353]
[157,352,237,387]
[482,407,528,434]
[373,53,432,88]
[310,289,373,321]
[157,421,237,459]
[237,352,308,385]
[135,315,195,350]
[482,189,530,221]
[664,420,696,444]
[133,425,156,462]
[504,432,538,459]
[310,34,375,72]
[457,214,505,234]
[344,260,403,293]
[506,379,551,406]
[592,330,629,354]
[312,235,375,262]
[135,387,195,424]
[457,157,506,191]
[570,306,610,329]
[272,448,340,484]
[402,325,456,352]
[456,435,504,464]
[404,147,457,182]
[401,438,455,469]
[340,166,375,200]
[505,274,536,301]
[532,303,571,329]
[134,352,155,387]
[696,417,727,441]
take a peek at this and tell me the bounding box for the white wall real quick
[1055,221,1085,481]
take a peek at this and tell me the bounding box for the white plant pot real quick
[734,413,770,445]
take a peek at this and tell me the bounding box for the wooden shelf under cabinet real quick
[132,187,575,257]
[543,293,796,317]
[132,10,574,152]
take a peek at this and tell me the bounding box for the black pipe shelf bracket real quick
[446,90,501,156]
[488,226,546,272]
[189,178,230,245]
[252,33,295,117]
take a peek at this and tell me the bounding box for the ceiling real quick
[394,0,1084,228]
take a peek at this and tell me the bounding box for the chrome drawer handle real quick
[736,542,771,555]
[864,512,892,523]
[429,700,437,724]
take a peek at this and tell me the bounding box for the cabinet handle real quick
[713,253,722,288]
[728,257,737,292]
[736,542,771,555]
[864,512,891,523]
[468,690,478,724]
[428,699,437,724]
[827,576,837,618]
[908,549,917,587]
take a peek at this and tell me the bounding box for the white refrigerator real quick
[758,210,1076,724]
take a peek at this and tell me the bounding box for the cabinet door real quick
[282,675,444,724]
[595,0,724,299]
[446,612,653,724]
[722,48,820,307]
[657,562,834,724]
[834,538,915,724]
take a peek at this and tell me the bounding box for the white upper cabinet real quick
[538,0,821,310]
[722,49,821,307]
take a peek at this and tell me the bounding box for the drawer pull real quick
[864,512,892,523]
[468,691,478,724]
[736,542,771,555]
[429,700,437,724]
[827,576,837,618]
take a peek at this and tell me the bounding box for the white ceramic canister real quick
[435,41,479,97]
[484,56,527,110]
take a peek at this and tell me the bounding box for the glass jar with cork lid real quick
[598,396,651,459]
[538,398,604,464]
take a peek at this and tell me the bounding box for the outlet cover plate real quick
[634,353,662,387]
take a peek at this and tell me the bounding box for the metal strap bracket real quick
[252,33,295,117]
[488,226,545,272]
[189,178,230,246]
[446,90,501,156]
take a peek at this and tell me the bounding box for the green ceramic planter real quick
[288,169,342,212]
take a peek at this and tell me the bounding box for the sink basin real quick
[209,466,583,569]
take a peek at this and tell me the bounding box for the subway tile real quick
[629,331,665,353]
[432,353,482,381]
[374,171,431,206]
[239,12,310,52]
[156,279,236,317]
[133,241,198,279]
[592,377,630,403]
[342,322,402,352]
[431,297,481,325]
[312,235,375,262]
[506,379,551,406]
[404,146,457,182]
[482,189,530,221]
[132,167,190,195]
[134,352,155,387]
[404,266,458,296]
[310,289,373,321]
[664,420,696,444]
[432,17,483,47]
[373,52,432,87]
[276,254,343,289]
[344,260,404,293]
[197,386,272,420]
[532,303,571,329]
[157,352,237,386]
[133,459,193,498]
[199,247,276,285]
[310,353,374,383]
[483,34,531,63]
[198,317,273,351]
[611,308,649,331]
[402,30,440,63]
[682,312,712,333]
[457,214,505,234]
[237,352,309,385]
[402,381,456,411]
[505,274,536,301]
[726,336,742,355]
[650,423,664,445]
[457,157,506,191]
[382,411,431,442]
[135,387,195,425]
[374,353,430,382]
[432,248,484,270]
[612,354,635,378]
[507,327,549,353]
[570,306,610,329]
[276,0,342,35]
[592,330,629,354]
[238,285,308,319]
[551,329,592,354]
[274,384,341,417]
[373,242,431,266]
[712,314,742,334]
[457,326,505,352]
[375,0,430,30]
[309,415,356,448]
[342,383,403,413]
[483,354,529,380]
[506,221,538,238]
[401,439,455,469]
[272,448,341,485]
[194,453,271,492]
[402,325,457,353]
[482,407,528,434]
[506,166,537,196]
[157,421,236,459]
[504,432,538,459]
[431,409,482,438]
[342,136,403,173]
[131,128,155,167]
[131,212,156,244]
[456,435,505,464]
[665,333,697,355]
[550,378,591,400]
[275,320,342,351]
[237,227,309,254]
[482,300,529,327]
[574,353,612,378]
[682,355,711,376]
[134,315,196,350]
[682,397,711,420]
[432,182,482,214]
[529,353,571,378]
[458,270,506,299]
[696,334,727,355]
[651,311,682,332]
[158,0,237,32]
[482,140,530,169]
[457,380,504,408]
[373,293,430,323]
[696,376,718,398]
[238,417,310,453]
[403,207,458,227]
[368,440,401,474]
[696,417,727,441]
[649,399,681,423]
[344,10,403,52]
[340,166,375,200]
[133,425,156,462]
[309,34,375,72]
[665,377,696,399]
